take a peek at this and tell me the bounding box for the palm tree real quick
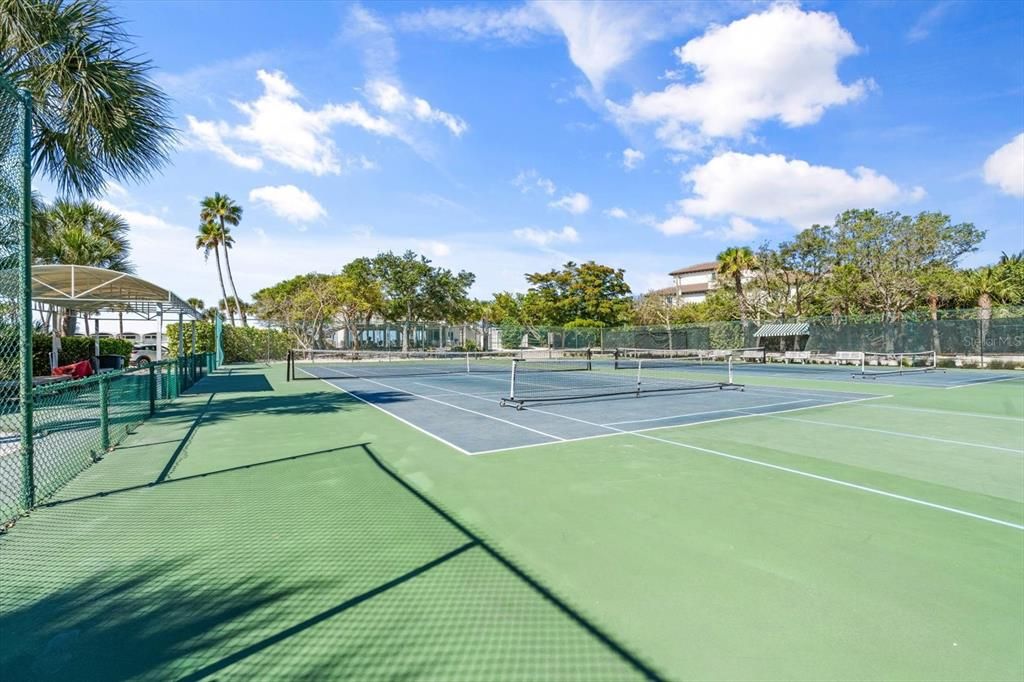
[2,0,175,197]
[962,266,1014,344]
[717,246,757,344]
[186,297,205,311]
[200,193,246,325]
[36,200,133,334]
[195,220,233,326]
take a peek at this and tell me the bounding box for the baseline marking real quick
[306,372,473,455]
[478,392,1024,531]
[749,413,1022,454]
[851,403,1024,423]
[602,399,816,426]
[317,368,566,442]
[945,375,1023,390]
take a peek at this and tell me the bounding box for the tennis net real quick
[500,349,744,409]
[853,350,940,378]
[288,349,528,380]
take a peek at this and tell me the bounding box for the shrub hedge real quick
[31,334,133,375]
[166,322,291,363]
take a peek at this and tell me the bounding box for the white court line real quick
[306,372,473,455]
[852,403,1024,423]
[468,390,1024,531]
[601,399,816,426]
[745,413,1023,454]
[316,368,566,442]
[945,375,1024,389]
[631,431,1024,531]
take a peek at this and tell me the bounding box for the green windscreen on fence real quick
[0,78,32,524]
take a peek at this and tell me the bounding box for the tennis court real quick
[2,359,1022,680]
[290,351,884,454]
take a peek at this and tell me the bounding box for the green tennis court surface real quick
[2,364,1022,680]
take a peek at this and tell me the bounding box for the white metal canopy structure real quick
[29,264,201,319]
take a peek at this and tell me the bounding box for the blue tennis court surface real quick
[299,366,882,454]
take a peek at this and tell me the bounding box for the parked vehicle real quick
[131,344,168,367]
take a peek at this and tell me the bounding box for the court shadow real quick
[1,442,657,680]
[187,373,274,394]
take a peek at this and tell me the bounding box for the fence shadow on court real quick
[1,442,661,681]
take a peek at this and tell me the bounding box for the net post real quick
[727,355,734,385]
[286,350,292,382]
[509,358,518,403]
[635,358,642,397]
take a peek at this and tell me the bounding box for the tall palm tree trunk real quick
[213,245,234,326]
[220,217,246,326]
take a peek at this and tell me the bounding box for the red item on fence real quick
[52,359,94,380]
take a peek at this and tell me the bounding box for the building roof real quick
[650,282,712,296]
[669,261,719,276]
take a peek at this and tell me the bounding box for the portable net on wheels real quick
[287,349,526,380]
[500,348,746,409]
[850,350,941,378]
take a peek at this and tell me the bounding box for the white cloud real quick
[983,133,1024,198]
[609,4,869,147]
[906,1,957,43]
[185,116,263,171]
[533,0,668,91]
[605,207,628,219]
[397,5,551,42]
[655,214,699,236]
[365,80,469,136]
[186,70,396,175]
[399,1,726,93]
[513,169,557,195]
[348,7,468,138]
[416,240,452,258]
[549,192,591,215]
[680,152,925,229]
[513,226,580,246]
[622,148,645,170]
[248,185,326,223]
[705,217,760,241]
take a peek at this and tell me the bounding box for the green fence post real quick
[99,375,110,452]
[148,364,156,416]
[17,88,34,510]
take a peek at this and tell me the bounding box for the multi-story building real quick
[650,260,756,306]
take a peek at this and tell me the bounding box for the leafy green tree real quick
[916,264,963,352]
[200,193,246,325]
[335,258,383,350]
[2,0,174,196]
[522,261,631,326]
[487,292,525,325]
[370,251,476,351]
[195,220,233,325]
[832,209,983,320]
[252,273,341,349]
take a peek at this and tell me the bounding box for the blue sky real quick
[61,0,1024,306]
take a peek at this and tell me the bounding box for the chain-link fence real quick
[1,354,216,524]
[330,308,1023,358]
[0,78,32,527]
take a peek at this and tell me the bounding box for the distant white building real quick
[650,260,755,305]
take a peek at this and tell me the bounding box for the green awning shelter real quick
[754,322,810,338]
